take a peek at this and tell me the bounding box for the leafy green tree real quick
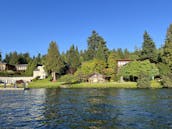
[139,31,157,63]
[162,24,172,70]
[75,59,106,82]
[137,72,151,88]
[45,41,64,81]
[87,30,108,61]
[118,60,159,81]
[106,52,118,81]
[161,73,172,88]
[66,45,81,74]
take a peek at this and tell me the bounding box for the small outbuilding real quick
[88,73,105,83]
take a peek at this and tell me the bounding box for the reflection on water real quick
[0,89,172,128]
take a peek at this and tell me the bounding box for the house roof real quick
[0,61,7,65]
[89,73,105,78]
[15,64,28,67]
[117,59,133,62]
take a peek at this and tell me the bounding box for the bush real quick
[137,72,151,88]
[161,73,172,88]
[58,74,78,84]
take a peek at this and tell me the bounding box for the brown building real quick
[0,62,6,71]
[88,73,106,83]
[0,62,16,71]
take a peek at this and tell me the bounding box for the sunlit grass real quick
[70,82,137,88]
[28,78,63,88]
[28,79,163,89]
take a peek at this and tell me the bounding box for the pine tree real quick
[25,59,37,76]
[87,30,108,61]
[45,41,64,81]
[9,51,19,65]
[0,52,2,61]
[116,48,124,59]
[96,43,106,62]
[66,45,81,74]
[162,24,172,69]
[124,48,130,59]
[139,31,157,63]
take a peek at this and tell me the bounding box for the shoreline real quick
[28,80,163,89]
[0,88,24,90]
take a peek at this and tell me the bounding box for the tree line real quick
[1,24,172,87]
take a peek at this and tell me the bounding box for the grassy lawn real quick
[150,80,163,88]
[28,79,162,89]
[28,78,64,88]
[70,82,137,88]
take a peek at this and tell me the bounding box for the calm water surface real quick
[0,88,172,129]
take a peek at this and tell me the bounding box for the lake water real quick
[0,88,172,129]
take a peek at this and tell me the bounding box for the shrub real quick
[137,72,151,88]
[58,74,78,84]
[161,73,172,88]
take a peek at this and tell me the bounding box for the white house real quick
[117,59,132,69]
[33,65,47,79]
[15,64,28,71]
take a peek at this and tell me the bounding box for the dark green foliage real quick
[75,59,106,82]
[118,60,159,81]
[66,45,81,74]
[106,52,118,81]
[0,52,2,61]
[9,51,18,65]
[3,52,31,64]
[116,48,124,59]
[96,43,107,62]
[137,72,151,88]
[35,53,42,64]
[161,73,172,88]
[162,24,172,70]
[124,48,130,59]
[45,41,64,81]
[157,63,170,76]
[25,59,37,76]
[139,31,157,63]
[87,30,108,61]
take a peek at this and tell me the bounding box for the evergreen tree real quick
[96,43,106,62]
[116,48,124,59]
[124,48,130,59]
[66,45,81,74]
[87,30,108,61]
[0,52,2,61]
[35,53,42,64]
[139,31,157,63]
[9,51,19,65]
[25,59,37,76]
[162,24,172,70]
[45,41,64,81]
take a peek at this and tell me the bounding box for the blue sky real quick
[0,0,172,58]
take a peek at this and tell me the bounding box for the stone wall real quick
[0,77,34,84]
